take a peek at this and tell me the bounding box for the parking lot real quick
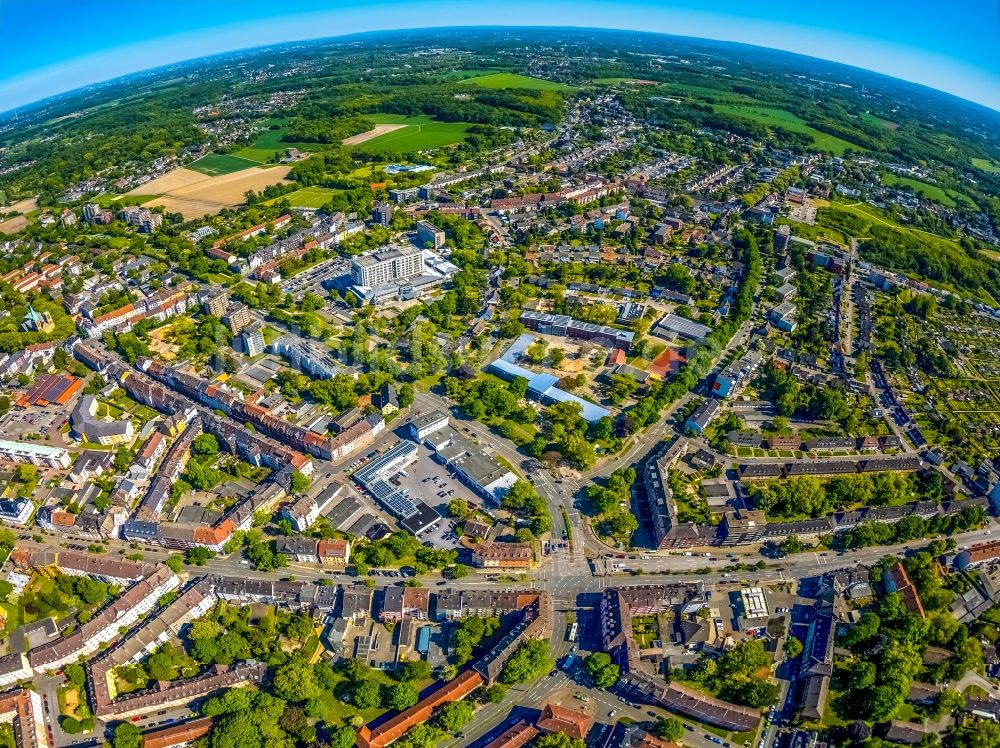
[344,438,465,550]
[281,257,348,296]
[0,405,71,443]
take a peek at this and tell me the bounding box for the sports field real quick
[460,72,576,92]
[711,104,860,156]
[972,157,1000,174]
[267,186,337,209]
[352,115,470,154]
[187,153,262,176]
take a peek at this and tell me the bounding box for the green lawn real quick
[711,104,860,155]
[972,157,1000,174]
[266,186,338,208]
[354,115,471,154]
[187,153,262,176]
[460,72,576,92]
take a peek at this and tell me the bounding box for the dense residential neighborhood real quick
[0,25,997,748]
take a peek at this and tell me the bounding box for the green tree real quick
[290,470,311,494]
[15,464,36,483]
[192,433,220,457]
[273,659,321,702]
[499,639,553,685]
[114,446,136,472]
[397,659,432,682]
[435,699,476,732]
[785,636,803,660]
[386,682,419,711]
[354,680,383,710]
[652,718,684,742]
[481,684,507,703]
[113,722,143,748]
[535,733,585,748]
[584,652,620,689]
[185,547,215,566]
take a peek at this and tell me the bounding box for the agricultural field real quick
[352,114,471,154]
[132,165,293,218]
[343,124,407,146]
[0,215,28,235]
[187,152,263,176]
[711,104,860,155]
[460,72,576,91]
[266,185,338,209]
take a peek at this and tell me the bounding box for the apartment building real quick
[471,542,533,569]
[28,566,179,671]
[242,326,266,357]
[222,303,252,334]
[415,220,445,249]
[0,439,71,469]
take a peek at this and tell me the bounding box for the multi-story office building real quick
[350,246,424,287]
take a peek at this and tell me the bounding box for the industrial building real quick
[352,440,440,534]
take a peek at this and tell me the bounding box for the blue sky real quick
[1,0,998,112]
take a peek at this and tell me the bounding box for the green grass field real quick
[712,104,860,155]
[187,153,262,176]
[233,126,290,162]
[233,120,329,162]
[460,72,576,92]
[593,77,658,85]
[860,113,898,130]
[267,186,338,208]
[354,114,471,154]
[972,157,1000,174]
[94,194,158,207]
[881,173,958,208]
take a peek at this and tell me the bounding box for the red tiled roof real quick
[536,703,594,740]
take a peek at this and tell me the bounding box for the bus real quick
[567,622,579,642]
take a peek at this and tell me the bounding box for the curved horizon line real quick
[3,23,999,119]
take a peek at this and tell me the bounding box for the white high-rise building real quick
[350,246,424,287]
